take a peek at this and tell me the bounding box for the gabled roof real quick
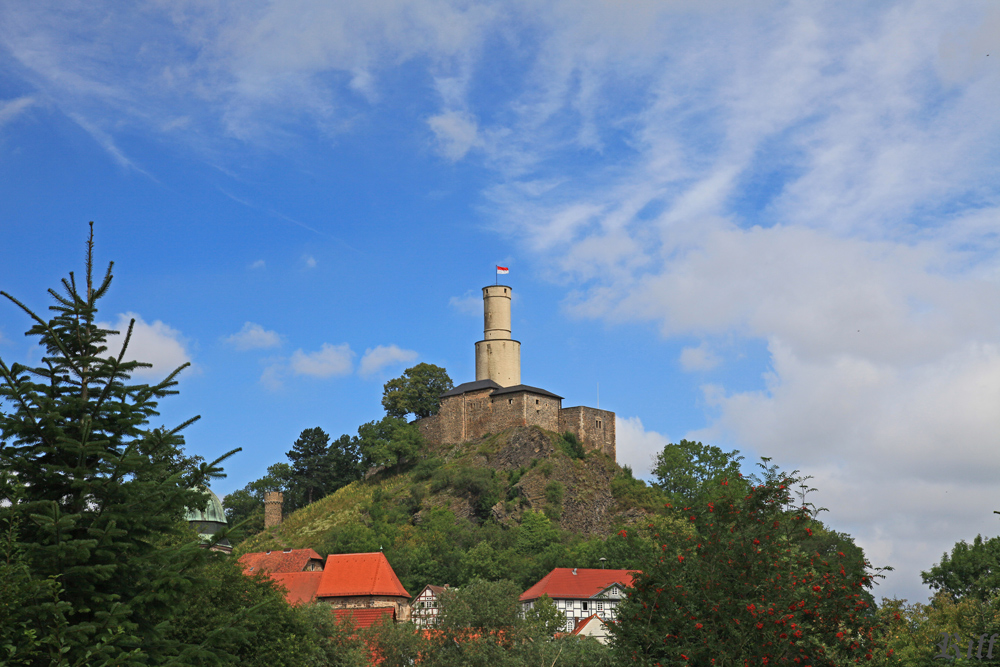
[572,613,605,636]
[440,379,502,397]
[332,607,395,629]
[520,568,637,602]
[316,552,410,599]
[270,571,322,606]
[413,584,449,600]
[239,548,323,574]
[490,384,563,399]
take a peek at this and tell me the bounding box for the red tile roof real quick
[332,606,395,629]
[271,571,323,605]
[520,568,637,601]
[316,552,410,599]
[239,548,323,574]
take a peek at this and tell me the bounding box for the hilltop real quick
[235,426,663,593]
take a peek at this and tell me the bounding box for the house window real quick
[597,602,604,611]
[583,602,589,611]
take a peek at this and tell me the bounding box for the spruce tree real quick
[287,427,332,506]
[0,224,236,665]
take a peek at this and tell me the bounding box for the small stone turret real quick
[474,285,521,387]
[264,491,283,528]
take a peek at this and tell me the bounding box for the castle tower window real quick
[508,398,513,405]
[535,399,539,405]
[596,419,602,428]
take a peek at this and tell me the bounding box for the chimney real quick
[264,491,283,528]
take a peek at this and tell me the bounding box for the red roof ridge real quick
[520,567,638,601]
[238,548,323,574]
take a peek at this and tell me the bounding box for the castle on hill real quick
[417,284,616,460]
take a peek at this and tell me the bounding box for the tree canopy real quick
[652,438,745,506]
[922,534,1000,602]
[381,363,453,419]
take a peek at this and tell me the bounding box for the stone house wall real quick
[321,595,411,622]
[558,407,616,460]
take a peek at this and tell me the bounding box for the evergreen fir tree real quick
[287,427,332,507]
[0,224,237,665]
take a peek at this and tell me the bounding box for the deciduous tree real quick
[611,460,889,666]
[381,363,453,420]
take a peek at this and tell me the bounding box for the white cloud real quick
[259,361,286,391]
[225,322,282,350]
[428,109,480,161]
[359,344,419,378]
[99,312,192,379]
[290,343,354,378]
[679,342,721,372]
[304,255,317,269]
[0,96,35,129]
[250,259,265,269]
[449,292,481,316]
[614,416,669,478]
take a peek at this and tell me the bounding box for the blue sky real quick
[3,0,1000,604]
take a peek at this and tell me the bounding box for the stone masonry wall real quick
[321,595,411,621]
[420,390,616,465]
[559,407,616,460]
[489,392,561,433]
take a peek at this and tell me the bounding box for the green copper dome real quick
[185,487,228,525]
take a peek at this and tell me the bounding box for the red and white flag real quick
[496,265,509,274]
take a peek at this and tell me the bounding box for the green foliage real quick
[922,534,1000,602]
[524,595,564,636]
[610,460,890,666]
[610,466,662,513]
[438,578,524,631]
[166,556,366,667]
[652,438,745,506]
[381,363,453,420]
[411,456,444,481]
[288,427,332,506]
[873,593,1000,666]
[544,480,564,520]
[358,416,424,473]
[558,431,586,459]
[225,431,362,533]
[0,225,239,665]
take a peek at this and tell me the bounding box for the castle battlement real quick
[417,285,615,460]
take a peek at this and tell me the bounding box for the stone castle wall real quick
[558,406,616,460]
[419,392,616,461]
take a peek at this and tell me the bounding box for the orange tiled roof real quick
[239,548,323,574]
[316,552,410,599]
[332,606,395,629]
[520,568,637,601]
[270,571,323,605]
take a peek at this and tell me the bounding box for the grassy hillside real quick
[235,426,669,594]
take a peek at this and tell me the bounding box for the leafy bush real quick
[412,456,445,481]
[558,431,586,459]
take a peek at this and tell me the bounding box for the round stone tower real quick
[475,285,521,387]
